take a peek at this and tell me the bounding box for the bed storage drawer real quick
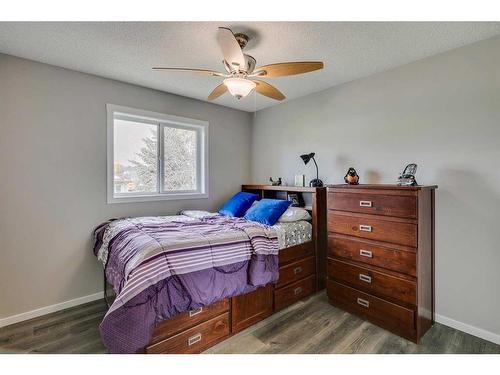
[276,256,315,289]
[149,299,230,345]
[327,280,416,340]
[274,275,315,311]
[327,259,416,305]
[146,313,230,354]
[328,212,417,247]
[278,241,314,265]
[328,235,416,276]
[328,191,417,219]
[232,285,274,333]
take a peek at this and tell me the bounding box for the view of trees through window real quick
[163,126,197,191]
[113,118,198,195]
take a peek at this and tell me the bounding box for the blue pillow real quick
[244,199,292,226]
[219,192,259,217]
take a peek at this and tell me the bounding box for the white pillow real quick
[181,210,219,219]
[277,206,312,222]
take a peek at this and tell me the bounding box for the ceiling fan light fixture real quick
[223,77,256,99]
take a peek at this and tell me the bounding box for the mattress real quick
[97,212,312,267]
[181,210,312,250]
[180,211,312,249]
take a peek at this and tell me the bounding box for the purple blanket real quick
[93,215,279,353]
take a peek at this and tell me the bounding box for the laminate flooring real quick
[1,292,498,354]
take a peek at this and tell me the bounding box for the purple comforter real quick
[93,215,279,353]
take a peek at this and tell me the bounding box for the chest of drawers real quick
[326,184,436,343]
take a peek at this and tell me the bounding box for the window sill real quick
[107,192,209,204]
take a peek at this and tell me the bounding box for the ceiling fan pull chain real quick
[254,90,257,117]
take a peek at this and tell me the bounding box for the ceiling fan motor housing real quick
[223,54,256,74]
[234,33,250,49]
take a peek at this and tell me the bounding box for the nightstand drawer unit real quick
[326,185,436,343]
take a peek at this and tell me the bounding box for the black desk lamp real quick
[300,152,323,187]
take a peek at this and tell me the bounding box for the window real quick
[107,104,208,203]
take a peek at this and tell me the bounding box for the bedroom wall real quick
[251,36,500,341]
[0,53,252,320]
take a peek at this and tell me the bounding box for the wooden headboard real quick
[241,184,327,290]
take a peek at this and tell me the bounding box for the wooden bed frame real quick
[104,185,327,354]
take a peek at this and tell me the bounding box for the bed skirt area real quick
[101,254,278,353]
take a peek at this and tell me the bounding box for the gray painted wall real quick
[0,54,252,318]
[251,36,500,337]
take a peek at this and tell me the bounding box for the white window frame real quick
[107,104,209,204]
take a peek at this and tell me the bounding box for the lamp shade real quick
[300,152,315,165]
[223,77,256,99]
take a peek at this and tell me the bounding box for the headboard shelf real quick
[241,184,320,193]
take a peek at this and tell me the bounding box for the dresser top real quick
[327,184,437,191]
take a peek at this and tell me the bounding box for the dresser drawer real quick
[146,313,229,354]
[275,275,315,311]
[328,235,416,276]
[279,241,314,265]
[150,299,229,344]
[327,259,416,305]
[276,256,315,288]
[328,192,417,219]
[327,280,416,339]
[328,212,417,247]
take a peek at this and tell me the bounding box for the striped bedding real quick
[93,214,279,353]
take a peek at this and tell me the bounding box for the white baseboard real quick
[0,291,104,328]
[435,313,500,345]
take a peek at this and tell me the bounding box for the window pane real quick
[113,119,158,194]
[163,126,197,191]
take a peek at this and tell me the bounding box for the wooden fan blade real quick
[252,62,324,77]
[152,67,225,77]
[207,83,227,100]
[253,80,285,101]
[217,27,246,70]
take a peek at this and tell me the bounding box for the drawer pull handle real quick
[293,267,303,275]
[188,307,203,317]
[294,287,303,295]
[357,298,370,308]
[359,224,372,232]
[359,274,372,283]
[359,200,373,207]
[188,333,202,346]
[359,249,373,258]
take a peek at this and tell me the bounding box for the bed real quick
[94,185,326,354]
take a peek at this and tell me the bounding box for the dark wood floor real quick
[1,292,499,354]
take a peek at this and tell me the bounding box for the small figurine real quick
[397,164,418,186]
[344,167,359,185]
[269,177,282,186]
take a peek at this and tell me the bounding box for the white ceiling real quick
[1,22,500,112]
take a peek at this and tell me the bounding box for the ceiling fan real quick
[153,27,324,101]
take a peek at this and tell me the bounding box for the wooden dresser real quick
[326,184,436,342]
